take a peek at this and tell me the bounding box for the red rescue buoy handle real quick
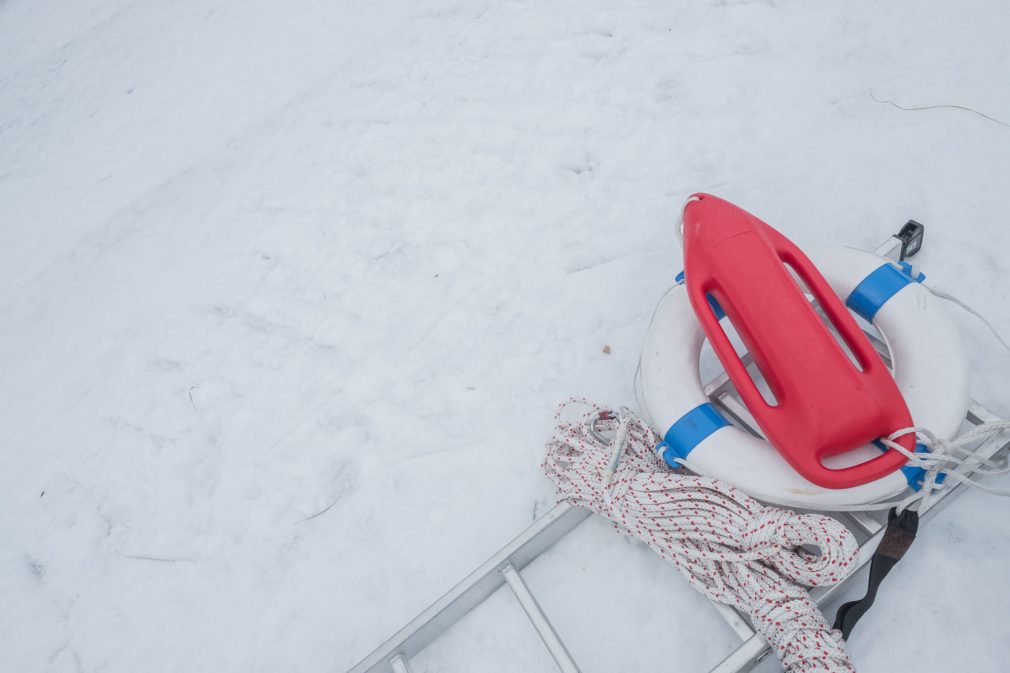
[682,194,916,489]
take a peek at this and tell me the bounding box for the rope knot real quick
[741,509,792,557]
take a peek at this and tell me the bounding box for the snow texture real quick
[2,1,1010,672]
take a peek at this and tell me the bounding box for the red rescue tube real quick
[682,193,916,489]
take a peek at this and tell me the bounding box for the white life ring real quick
[637,246,969,508]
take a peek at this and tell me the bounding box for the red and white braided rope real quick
[542,399,859,673]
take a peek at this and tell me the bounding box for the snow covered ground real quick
[3,1,1010,671]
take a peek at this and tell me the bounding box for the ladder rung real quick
[711,602,756,641]
[389,654,412,673]
[347,503,590,673]
[843,510,883,536]
[501,564,582,673]
[710,634,767,673]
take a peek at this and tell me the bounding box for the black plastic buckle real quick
[895,220,925,260]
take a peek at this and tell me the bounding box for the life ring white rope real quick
[874,422,1010,512]
[924,281,1010,353]
[542,399,859,673]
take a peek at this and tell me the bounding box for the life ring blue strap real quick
[656,402,730,467]
[845,261,925,322]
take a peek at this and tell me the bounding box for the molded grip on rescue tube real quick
[681,194,916,490]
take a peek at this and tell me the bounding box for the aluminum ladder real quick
[347,232,1010,673]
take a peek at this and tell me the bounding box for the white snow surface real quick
[3,1,1010,671]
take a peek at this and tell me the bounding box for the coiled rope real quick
[542,399,859,673]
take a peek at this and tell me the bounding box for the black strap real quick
[833,507,918,640]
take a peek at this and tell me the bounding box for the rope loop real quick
[874,422,1010,512]
[741,508,792,558]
